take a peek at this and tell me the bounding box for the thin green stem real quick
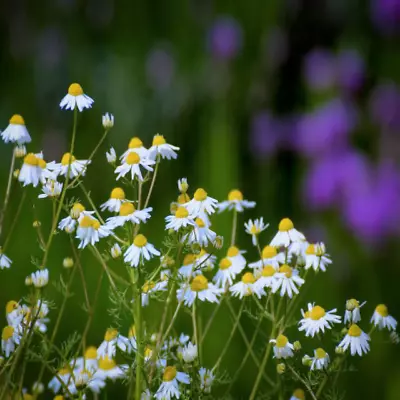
[230,209,238,246]
[288,364,318,400]
[134,267,144,400]
[3,191,26,250]
[143,158,160,209]
[0,149,16,239]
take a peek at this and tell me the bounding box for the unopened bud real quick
[276,363,286,374]
[33,220,41,228]
[293,341,302,351]
[13,169,20,179]
[170,202,178,214]
[32,381,44,394]
[14,145,27,158]
[110,243,122,259]
[346,298,359,311]
[214,235,224,249]
[102,113,114,129]
[25,276,33,286]
[335,346,345,355]
[178,178,189,194]
[302,355,312,366]
[63,257,74,269]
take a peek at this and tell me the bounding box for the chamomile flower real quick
[59,83,94,111]
[185,188,218,220]
[370,304,397,331]
[178,178,188,193]
[72,346,99,373]
[106,147,117,164]
[141,280,168,307]
[102,112,114,129]
[253,265,278,291]
[178,254,198,278]
[110,243,122,259]
[218,189,256,213]
[1,114,31,144]
[155,366,190,400]
[298,303,341,337]
[309,348,330,370]
[48,367,72,394]
[148,134,180,161]
[248,245,285,271]
[1,326,20,357]
[213,257,241,288]
[304,242,331,272]
[53,153,91,179]
[287,240,308,265]
[344,299,366,324]
[97,328,130,359]
[270,334,294,359]
[76,215,110,249]
[196,249,217,272]
[290,389,306,400]
[177,275,223,307]
[30,269,49,288]
[271,265,305,298]
[185,217,216,247]
[124,234,160,267]
[93,357,127,381]
[33,300,50,333]
[6,301,22,326]
[106,203,153,229]
[178,341,198,363]
[38,179,63,199]
[244,218,269,246]
[230,272,264,299]
[337,324,370,356]
[100,187,127,213]
[142,389,152,399]
[18,153,47,187]
[199,367,214,393]
[115,152,155,181]
[58,203,92,233]
[0,249,12,269]
[120,137,149,161]
[270,218,305,247]
[165,207,195,231]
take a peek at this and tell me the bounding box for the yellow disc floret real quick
[153,134,166,146]
[228,189,243,202]
[275,334,288,348]
[191,275,208,292]
[279,218,294,232]
[104,328,118,342]
[183,254,196,266]
[2,326,14,341]
[37,158,47,169]
[227,246,239,257]
[61,152,76,166]
[293,388,305,400]
[79,215,94,228]
[376,304,388,317]
[195,218,206,228]
[128,137,143,149]
[99,356,116,370]
[68,83,84,96]
[110,187,125,200]
[9,114,25,125]
[219,258,232,270]
[133,234,148,247]
[262,245,277,259]
[310,306,326,320]
[346,299,359,311]
[261,265,276,277]
[163,366,177,382]
[24,153,38,166]
[175,207,189,218]
[126,152,141,165]
[129,325,136,337]
[6,301,18,314]
[71,202,85,218]
[305,244,315,255]
[348,324,362,337]
[119,202,135,216]
[177,193,190,204]
[315,348,326,359]
[242,272,255,284]
[84,346,97,359]
[142,281,156,293]
[279,264,293,278]
[194,188,207,201]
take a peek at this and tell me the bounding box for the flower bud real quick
[63,257,74,269]
[170,202,178,214]
[276,363,286,374]
[390,331,400,345]
[14,145,26,158]
[102,113,114,129]
[335,346,345,355]
[25,276,33,286]
[293,341,302,351]
[178,178,189,193]
[110,243,122,259]
[33,220,41,228]
[106,147,117,164]
[32,381,44,394]
[302,355,312,366]
[214,235,224,249]
[13,169,20,179]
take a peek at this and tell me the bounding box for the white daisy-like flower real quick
[185,217,217,247]
[270,218,306,247]
[178,178,188,193]
[337,324,370,356]
[270,334,294,359]
[218,189,256,213]
[0,249,12,269]
[304,242,331,272]
[76,215,110,249]
[298,303,341,337]
[185,188,218,220]
[102,112,114,129]
[178,341,198,363]
[178,253,198,278]
[196,249,217,272]
[141,280,168,307]
[52,152,91,179]
[248,245,285,271]
[110,243,122,259]
[308,348,330,370]
[72,346,99,373]
[32,381,44,394]
[120,137,149,162]
[370,304,397,331]
[177,275,223,307]
[271,264,305,298]
[106,203,152,229]
[199,367,214,394]
[141,388,152,400]
[30,269,49,288]
[230,272,265,299]
[213,257,240,288]
[115,152,155,181]
[155,366,190,400]
[344,298,366,324]
[124,234,160,267]
[1,114,31,144]
[59,83,94,112]
[1,326,21,357]
[290,389,306,400]
[38,179,63,199]
[244,218,269,246]
[97,328,130,359]
[68,367,106,395]
[253,265,278,291]
[106,147,117,164]
[6,301,22,326]
[48,367,72,394]
[165,206,195,231]
[100,187,127,213]
[148,134,180,161]
[93,356,127,381]
[18,153,48,187]
[58,203,92,233]
[287,240,308,265]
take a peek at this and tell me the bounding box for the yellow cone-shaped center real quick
[279,218,294,232]
[275,334,288,348]
[104,328,118,342]
[24,153,38,166]
[119,202,135,216]
[242,272,255,284]
[191,275,208,292]
[99,356,117,370]
[153,134,166,146]
[194,188,207,201]
[262,245,277,259]
[175,206,189,218]
[228,189,243,201]
[110,187,125,200]
[128,137,143,149]
[61,152,76,166]
[262,265,276,277]
[305,244,315,255]
[315,347,326,359]
[126,152,141,165]
[6,301,18,314]
[348,324,362,337]
[71,203,85,218]
[133,234,148,247]
[310,306,326,320]
[227,246,239,257]
[279,264,293,278]
[376,304,388,317]
[163,366,177,382]
[9,114,25,125]
[219,258,232,270]
[79,215,94,228]
[68,83,84,96]
[195,218,206,228]
[346,298,359,311]
[2,325,14,340]
[84,346,97,360]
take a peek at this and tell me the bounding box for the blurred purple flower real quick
[336,49,365,92]
[146,47,175,91]
[208,16,243,61]
[250,111,280,157]
[303,48,336,91]
[296,98,357,158]
[369,82,400,132]
[371,0,400,35]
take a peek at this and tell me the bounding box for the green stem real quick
[134,268,144,400]
[0,149,16,239]
[143,158,160,209]
[3,191,26,250]
[231,209,238,246]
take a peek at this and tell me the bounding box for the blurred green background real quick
[0,0,400,398]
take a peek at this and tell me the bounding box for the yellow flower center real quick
[68,83,84,96]
[376,304,389,317]
[315,348,326,359]
[142,281,156,293]
[126,152,141,165]
[305,244,315,255]
[191,275,208,292]
[242,272,255,284]
[58,367,71,376]
[175,207,189,218]
[261,265,276,277]
[310,306,326,320]
[262,245,277,259]
[348,324,362,337]
[6,300,18,314]
[9,114,25,125]
[38,158,47,169]
[195,218,206,228]
[194,188,207,201]
[144,346,152,358]
[110,187,125,200]
[183,253,196,266]
[99,356,116,370]
[228,189,243,201]
[54,396,65,400]
[24,153,38,166]
[250,225,259,234]
[304,311,310,318]
[2,326,14,340]
[119,202,135,216]
[152,134,166,146]
[219,258,232,270]
[279,264,293,278]
[79,215,94,228]
[293,388,305,400]
[227,246,239,257]
[133,234,148,247]
[128,137,143,149]
[71,202,85,218]
[61,152,76,166]
[178,193,190,204]
[163,366,177,382]
[275,334,288,348]
[129,325,136,338]
[23,394,33,400]
[346,298,359,311]
[279,217,294,231]
[104,328,118,342]
[84,346,97,360]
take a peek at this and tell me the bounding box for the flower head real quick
[124,234,160,267]
[270,218,305,247]
[155,366,190,400]
[177,275,223,307]
[370,304,397,331]
[148,134,180,161]
[244,218,269,246]
[1,114,31,144]
[299,303,341,337]
[218,189,256,213]
[337,324,370,356]
[102,113,114,129]
[59,83,94,111]
[270,334,294,359]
